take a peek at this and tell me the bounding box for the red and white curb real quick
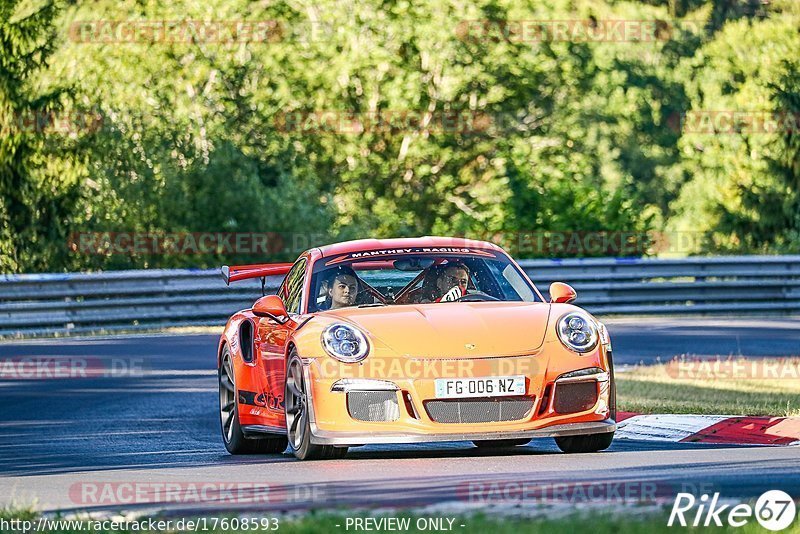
[615,412,800,445]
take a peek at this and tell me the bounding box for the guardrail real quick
[1,255,798,336]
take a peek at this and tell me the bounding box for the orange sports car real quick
[218,237,616,460]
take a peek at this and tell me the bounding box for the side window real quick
[281,258,307,314]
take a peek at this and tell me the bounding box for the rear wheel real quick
[554,432,614,453]
[219,346,288,454]
[285,351,348,460]
[472,438,530,449]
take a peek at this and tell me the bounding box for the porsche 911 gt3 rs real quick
[218,237,616,460]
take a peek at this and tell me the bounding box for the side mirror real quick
[549,282,577,304]
[252,295,289,323]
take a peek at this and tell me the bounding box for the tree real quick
[0,0,87,272]
[4,0,797,271]
[668,15,800,253]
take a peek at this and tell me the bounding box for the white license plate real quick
[434,376,526,399]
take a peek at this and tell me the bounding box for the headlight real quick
[321,323,370,363]
[556,312,598,353]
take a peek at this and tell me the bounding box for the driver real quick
[435,261,471,302]
[323,266,360,310]
[412,261,471,303]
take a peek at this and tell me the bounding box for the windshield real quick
[308,249,539,312]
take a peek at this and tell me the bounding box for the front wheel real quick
[554,432,614,453]
[285,351,348,460]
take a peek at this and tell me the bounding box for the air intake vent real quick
[553,382,598,413]
[346,391,400,422]
[425,397,535,423]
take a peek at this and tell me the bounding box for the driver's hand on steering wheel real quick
[438,285,466,302]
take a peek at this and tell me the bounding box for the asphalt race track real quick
[1,317,799,514]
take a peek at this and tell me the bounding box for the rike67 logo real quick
[669,490,796,531]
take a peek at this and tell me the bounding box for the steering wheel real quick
[453,291,500,302]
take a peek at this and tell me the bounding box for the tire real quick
[285,351,348,460]
[472,438,530,449]
[608,352,617,422]
[219,346,288,454]
[554,432,614,453]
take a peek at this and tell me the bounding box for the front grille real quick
[424,396,535,423]
[346,391,400,422]
[553,381,598,413]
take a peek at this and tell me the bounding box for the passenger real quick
[324,266,360,310]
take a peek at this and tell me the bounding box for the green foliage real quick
[0,0,798,271]
[667,14,800,253]
[0,0,85,271]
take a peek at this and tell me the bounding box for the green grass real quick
[3,509,798,534]
[617,357,800,416]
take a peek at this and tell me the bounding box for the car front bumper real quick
[300,347,615,446]
[309,418,616,446]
